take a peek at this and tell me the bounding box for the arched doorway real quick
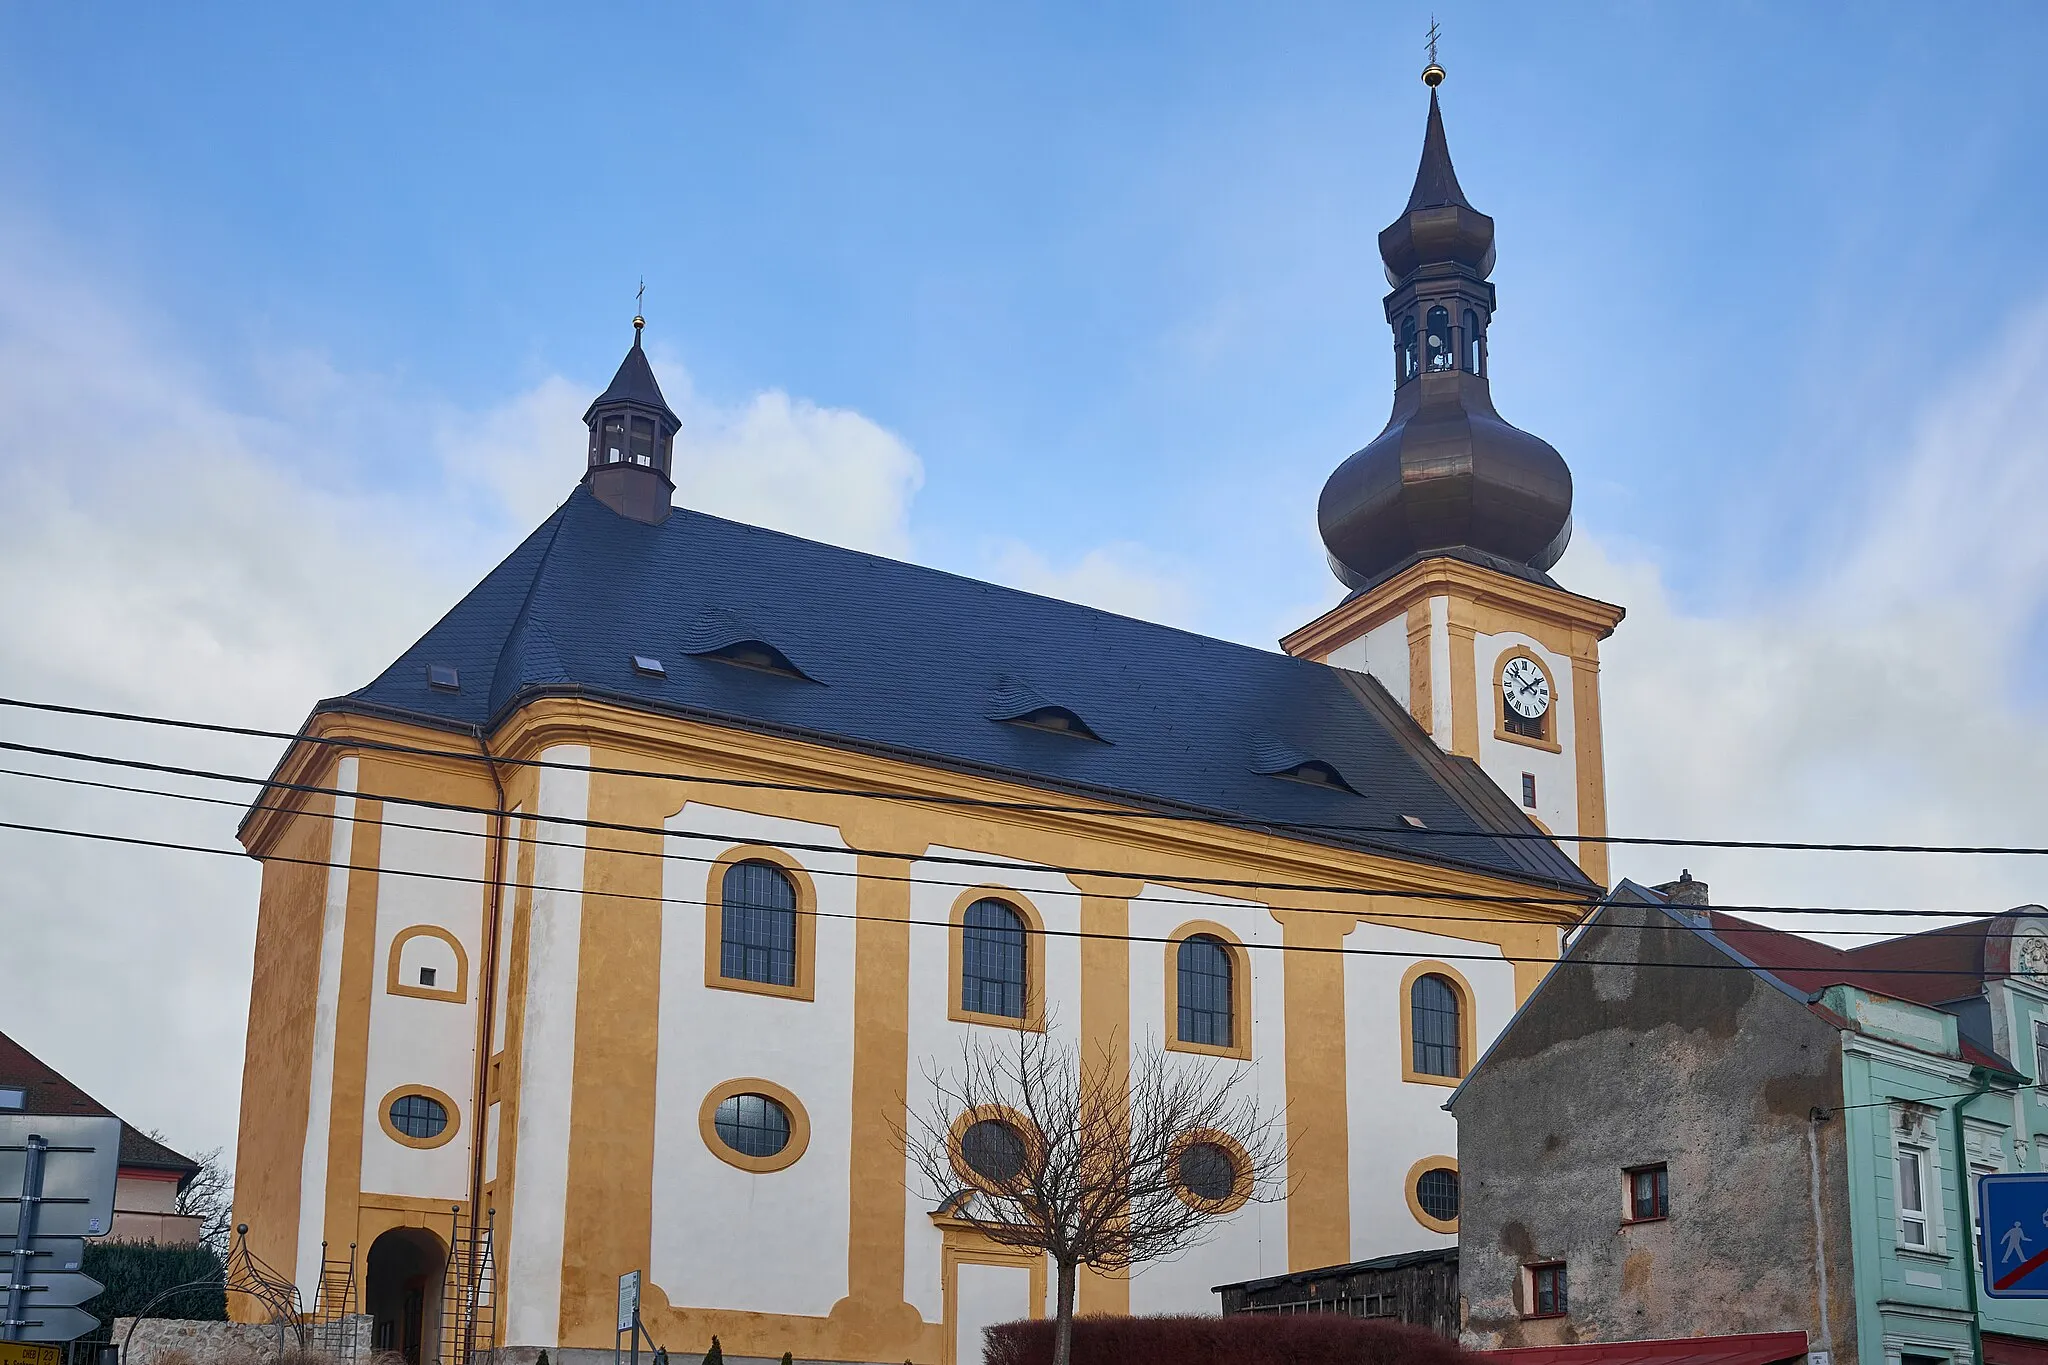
[365,1227,447,1365]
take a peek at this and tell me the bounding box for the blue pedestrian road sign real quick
[1979,1173,2048,1298]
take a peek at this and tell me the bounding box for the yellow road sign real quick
[0,1341,62,1365]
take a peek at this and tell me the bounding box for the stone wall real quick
[112,1315,372,1365]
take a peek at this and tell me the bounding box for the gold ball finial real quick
[1422,63,1446,88]
[633,314,645,332]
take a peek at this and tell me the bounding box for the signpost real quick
[1,1116,122,1345]
[1978,1172,2048,1298]
[614,1272,662,1365]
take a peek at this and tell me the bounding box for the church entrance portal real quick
[365,1227,446,1365]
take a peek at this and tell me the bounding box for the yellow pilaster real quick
[1274,906,1352,1269]
[1073,876,1139,1316]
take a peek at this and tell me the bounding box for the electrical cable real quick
[0,812,2025,976]
[0,761,2012,937]
[0,757,1966,941]
[8,694,2048,856]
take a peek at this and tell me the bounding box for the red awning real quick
[1481,1333,1809,1365]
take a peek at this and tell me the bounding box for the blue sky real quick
[8,4,2048,634]
[6,5,2048,1157]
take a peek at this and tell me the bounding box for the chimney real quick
[1654,869,1709,907]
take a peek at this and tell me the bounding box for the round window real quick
[388,1093,448,1141]
[714,1093,792,1158]
[1177,1141,1239,1205]
[1416,1166,1460,1222]
[960,1119,1027,1185]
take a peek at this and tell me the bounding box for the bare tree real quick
[151,1131,234,1257]
[902,1026,1285,1365]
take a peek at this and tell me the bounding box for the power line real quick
[0,762,1979,940]
[0,813,2025,977]
[3,740,2036,927]
[8,694,2048,856]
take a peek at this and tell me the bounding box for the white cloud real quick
[986,541,1199,628]
[1575,298,2048,938]
[0,234,929,1165]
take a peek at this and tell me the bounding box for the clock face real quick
[1501,656,1551,720]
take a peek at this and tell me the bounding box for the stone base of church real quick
[489,1349,903,1365]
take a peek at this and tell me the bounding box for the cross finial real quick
[632,278,646,338]
[1423,16,1446,87]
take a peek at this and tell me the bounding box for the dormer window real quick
[1007,707,1106,742]
[1268,760,1359,795]
[695,640,813,681]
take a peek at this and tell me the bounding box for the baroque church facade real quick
[232,73,1623,1365]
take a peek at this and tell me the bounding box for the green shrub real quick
[81,1241,227,1329]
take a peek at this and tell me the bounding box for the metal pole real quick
[629,1307,639,1365]
[4,1134,49,1342]
[1953,1069,1995,1365]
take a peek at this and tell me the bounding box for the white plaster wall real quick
[395,933,462,989]
[503,749,589,1348]
[1342,923,1516,1259]
[1472,629,1577,837]
[294,757,356,1299]
[1427,597,1453,744]
[650,805,858,1318]
[1125,886,1288,1315]
[956,1263,1033,1365]
[1322,615,1413,713]
[359,805,487,1199]
[903,854,1083,1325]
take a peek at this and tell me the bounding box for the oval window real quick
[713,1093,793,1158]
[960,1118,1027,1185]
[1416,1165,1460,1222]
[388,1093,448,1141]
[1178,1141,1239,1205]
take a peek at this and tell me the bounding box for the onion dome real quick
[1317,73,1573,591]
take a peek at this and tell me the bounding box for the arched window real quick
[1177,935,1234,1048]
[961,899,1027,1019]
[1399,316,1419,381]
[1462,309,1483,373]
[720,860,798,987]
[1411,973,1462,1077]
[1426,306,1454,372]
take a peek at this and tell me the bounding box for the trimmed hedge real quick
[81,1241,228,1328]
[984,1314,1477,1365]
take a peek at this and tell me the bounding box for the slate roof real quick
[312,485,1593,891]
[0,1031,201,1185]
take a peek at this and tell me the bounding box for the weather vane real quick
[1423,16,1446,87]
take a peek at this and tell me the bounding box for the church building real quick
[231,68,1623,1365]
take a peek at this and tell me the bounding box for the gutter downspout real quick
[1954,1067,1995,1365]
[465,724,511,1359]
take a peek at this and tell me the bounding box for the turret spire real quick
[582,314,681,525]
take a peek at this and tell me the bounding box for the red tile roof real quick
[1481,1331,1808,1365]
[1708,911,1992,1005]
[0,1031,200,1183]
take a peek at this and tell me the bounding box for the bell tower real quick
[583,314,683,525]
[1283,62,1624,887]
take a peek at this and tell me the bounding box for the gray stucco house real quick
[1451,877,2048,1365]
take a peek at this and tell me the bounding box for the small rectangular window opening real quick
[1898,1145,1930,1248]
[0,1086,24,1110]
[632,655,667,677]
[1527,1262,1567,1318]
[427,664,460,692]
[418,967,437,988]
[1625,1164,1668,1222]
[1521,773,1537,808]
[2034,1019,2048,1084]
